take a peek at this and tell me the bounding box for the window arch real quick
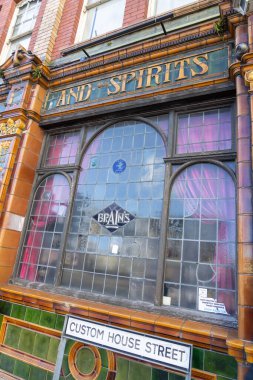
[61,120,166,303]
[17,174,70,284]
[164,163,236,316]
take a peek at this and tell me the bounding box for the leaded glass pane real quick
[17,174,70,284]
[164,163,236,316]
[45,131,80,166]
[62,121,165,302]
[176,107,232,154]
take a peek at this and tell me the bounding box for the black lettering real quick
[70,322,75,332]
[165,346,172,358]
[145,342,151,353]
[178,350,185,362]
[135,339,141,350]
[172,349,178,361]
[158,345,165,356]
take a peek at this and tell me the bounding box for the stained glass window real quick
[61,121,166,302]
[18,174,70,284]
[176,108,232,154]
[164,163,236,316]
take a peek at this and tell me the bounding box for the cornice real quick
[0,283,237,354]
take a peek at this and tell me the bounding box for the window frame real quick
[0,0,41,64]
[75,0,126,44]
[12,104,237,325]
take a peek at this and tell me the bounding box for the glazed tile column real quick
[235,22,253,379]
[33,0,67,63]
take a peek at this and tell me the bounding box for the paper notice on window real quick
[198,288,228,315]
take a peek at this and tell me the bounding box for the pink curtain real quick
[19,175,69,282]
[170,163,235,313]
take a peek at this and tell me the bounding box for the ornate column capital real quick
[245,70,253,90]
[0,119,26,137]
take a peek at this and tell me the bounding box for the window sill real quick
[0,282,237,353]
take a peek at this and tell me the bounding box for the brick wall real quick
[33,0,67,62]
[51,0,83,60]
[123,0,149,27]
[0,0,16,55]
[29,0,48,53]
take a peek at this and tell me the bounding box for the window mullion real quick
[154,162,171,306]
[54,169,81,287]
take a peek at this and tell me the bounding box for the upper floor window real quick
[149,0,198,16]
[77,0,126,42]
[0,0,41,63]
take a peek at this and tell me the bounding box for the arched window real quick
[17,174,70,284]
[164,163,236,316]
[61,120,166,303]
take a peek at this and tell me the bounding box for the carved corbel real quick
[244,70,253,91]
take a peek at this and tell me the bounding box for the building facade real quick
[0,0,252,379]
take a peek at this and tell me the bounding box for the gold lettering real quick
[191,54,209,77]
[136,69,145,89]
[78,84,92,101]
[163,63,171,83]
[121,71,136,92]
[175,59,190,81]
[108,76,121,95]
[56,90,66,107]
[66,88,78,105]
[146,66,162,87]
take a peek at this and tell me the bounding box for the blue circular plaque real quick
[113,159,126,174]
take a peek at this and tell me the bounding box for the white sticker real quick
[198,288,228,315]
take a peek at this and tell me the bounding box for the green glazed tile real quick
[76,346,96,374]
[192,348,204,370]
[40,311,57,329]
[29,366,47,380]
[64,339,75,355]
[47,337,59,363]
[4,324,21,348]
[152,367,168,380]
[129,360,152,380]
[204,351,237,378]
[55,315,65,331]
[96,367,109,380]
[13,360,30,378]
[0,353,15,373]
[46,372,54,380]
[25,307,41,324]
[0,301,12,316]
[115,357,129,380]
[19,329,36,354]
[61,355,70,377]
[65,373,75,380]
[11,304,26,320]
[33,334,51,360]
[169,373,185,380]
[99,348,108,368]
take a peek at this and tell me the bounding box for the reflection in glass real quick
[62,121,166,302]
[164,163,236,316]
[18,175,70,284]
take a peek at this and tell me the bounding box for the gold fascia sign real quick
[43,47,228,113]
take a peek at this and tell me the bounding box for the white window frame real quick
[0,0,41,64]
[75,0,126,44]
